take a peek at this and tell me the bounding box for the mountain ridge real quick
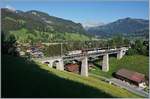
[1,8,86,34]
[1,8,149,41]
[86,17,149,37]
[1,8,91,42]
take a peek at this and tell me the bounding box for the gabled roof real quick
[116,68,145,83]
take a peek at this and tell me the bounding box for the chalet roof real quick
[116,68,145,83]
[65,64,79,72]
[66,64,79,67]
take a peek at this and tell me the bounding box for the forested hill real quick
[86,17,149,38]
[1,8,90,42]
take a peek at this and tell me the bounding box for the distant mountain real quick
[1,8,90,42]
[86,17,149,37]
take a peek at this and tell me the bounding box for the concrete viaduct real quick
[35,47,128,77]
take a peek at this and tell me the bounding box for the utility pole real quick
[61,43,63,57]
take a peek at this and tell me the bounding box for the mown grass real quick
[89,55,149,78]
[2,55,141,98]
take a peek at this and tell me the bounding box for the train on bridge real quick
[34,47,129,77]
[66,47,125,56]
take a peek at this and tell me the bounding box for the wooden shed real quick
[115,68,145,87]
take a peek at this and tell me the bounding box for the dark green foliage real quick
[44,44,61,57]
[126,48,138,55]
[1,31,18,56]
[107,34,130,48]
[124,38,130,45]
[127,39,149,56]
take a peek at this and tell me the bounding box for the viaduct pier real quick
[35,47,128,77]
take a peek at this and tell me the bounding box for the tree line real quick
[43,35,149,57]
[2,31,148,57]
[127,40,149,56]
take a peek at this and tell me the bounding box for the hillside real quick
[90,55,149,78]
[86,17,149,38]
[1,8,90,42]
[2,55,140,98]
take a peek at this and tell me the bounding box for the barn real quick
[115,68,146,88]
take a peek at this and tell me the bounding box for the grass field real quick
[89,55,149,78]
[2,55,141,98]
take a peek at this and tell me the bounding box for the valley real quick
[1,2,149,98]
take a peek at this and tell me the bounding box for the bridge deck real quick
[35,47,128,61]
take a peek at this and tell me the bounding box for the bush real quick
[127,39,149,56]
[127,48,138,55]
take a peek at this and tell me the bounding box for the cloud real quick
[82,21,105,28]
[5,5,16,11]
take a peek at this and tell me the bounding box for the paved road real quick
[89,73,149,98]
[110,78,149,98]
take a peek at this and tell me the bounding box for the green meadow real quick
[90,55,149,78]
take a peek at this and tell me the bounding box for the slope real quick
[1,8,90,42]
[90,55,149,78]
[2,55,141,98]
[86,17,149,37]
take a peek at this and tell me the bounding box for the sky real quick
[1,0,149,27]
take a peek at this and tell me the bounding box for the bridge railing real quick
[36,47,128,61]
[63,48,122,60]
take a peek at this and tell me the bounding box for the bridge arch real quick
[42,58,64,71]
[39,47,129,76]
